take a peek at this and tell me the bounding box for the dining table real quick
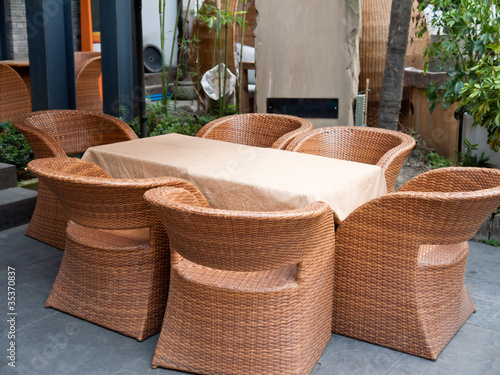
[82,133,388,224]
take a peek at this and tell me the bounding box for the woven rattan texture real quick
[286,126,415,192]
[14,110,138,250]
[0,64,31,122]
[144,186,335,374]
[196,113,313,150]
[74,51,101,76]
[332,167,500,360]
[76,56,102,112]
[27,158,206,340]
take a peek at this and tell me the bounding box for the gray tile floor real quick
[1,224,499,375]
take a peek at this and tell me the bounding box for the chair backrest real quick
[74,51,101,76]
[28,158,205,230]
[14,110,137,157]
[287,126,406,164]
[144,185,334,272]
[0,64,31,122]
[76,56,102,112]
[196,113,313,149]
[339,167,500,252]
[287,126,415,191]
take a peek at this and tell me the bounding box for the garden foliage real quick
[418,0,500,150]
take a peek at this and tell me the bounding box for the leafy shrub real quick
[425,152,454,169]
[481,239,500,247]
[418,0,500,150]
[455,139,491,168]
[0,120,34,180]
[129,101,220,137]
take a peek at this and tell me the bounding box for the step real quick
[144,70,177,86]
[0,187,37,231]
[0,163,17,190]
[145,83,197,100]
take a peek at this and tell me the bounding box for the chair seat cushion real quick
[175,258,297,291]
[67,221,150,251]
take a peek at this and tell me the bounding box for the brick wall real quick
[5,0,28,59]
[4,0,81,60]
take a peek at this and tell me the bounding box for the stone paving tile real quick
[317,325,500,375]
[465,277,500,306]
[1,225,500,374]
[1,311,160,375]
[467,299,500,333]
[488,353,500,375]
[0,283,56,338]
[472,259,500,284]
[465,256,485,278]
[114,358,188,374]
[468,241,500,263]
[0,225,60,268]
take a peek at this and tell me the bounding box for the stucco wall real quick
[254,0,361,127]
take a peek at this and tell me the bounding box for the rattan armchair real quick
[286,126,415,191]
[75,56,102,112]
[144,186,335,374]
[74,51,101,75]
[332,167,500,360]
[196,113,314,149]
[14,110,138,250]
[27,157,207,341]
[0,64,31,121]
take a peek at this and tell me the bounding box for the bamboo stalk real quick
[238,0,247,113]
[167,0,183,110]
[173,0,192,106]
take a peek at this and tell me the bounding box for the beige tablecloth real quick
[82,133,387,223]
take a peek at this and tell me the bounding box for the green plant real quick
[459,46,500,151]
[129,101,218,137]
[196,1,247,116]
[0,120,34,180]
[481,239,500,247]
[426,151,454,169]
[455,138,492,167]
[402,128,454,169]
[418,0,500,150]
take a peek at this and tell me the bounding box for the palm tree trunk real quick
[378,0,413,130]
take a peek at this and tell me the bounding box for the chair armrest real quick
[95,112,139,141]
[376,134,415,192]
[13,119,67,158]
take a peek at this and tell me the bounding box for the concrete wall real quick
[254,0,361,127]
[3,0,81,60]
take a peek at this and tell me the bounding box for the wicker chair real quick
[0,64,31,122]
[144,186,335,374]
[332,167,500,360]
[14,110,138,250]
[75,56,102,112]
[27,157,207,341]
[286,126,416,191]
[196,113,314,149]
[74,51,101,75]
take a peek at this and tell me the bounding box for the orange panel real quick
[80,0,93,51]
